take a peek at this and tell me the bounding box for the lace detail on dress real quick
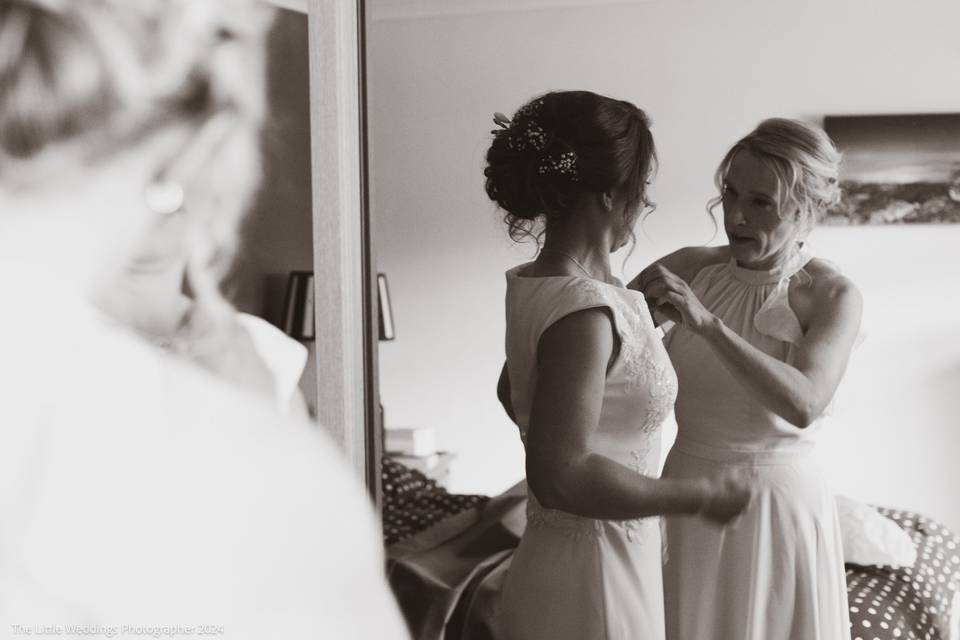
[630,445,653,475]
[622,445,659,544]
[526,493,603,540]
[525,446,660,544]
[574,279,677,434]
[571,277,608,306]
[526,493,659,544]
[519,277,671,546]
[622,339,676,433]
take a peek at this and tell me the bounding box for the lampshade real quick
[281,271,315,341]
[280,271,396,342]
[377,273,395,341]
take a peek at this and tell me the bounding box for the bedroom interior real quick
[366,0,960,533]
[255,1,959,638]
[244,0,380,493]
[363,0,960,638]
[229,6,317,410]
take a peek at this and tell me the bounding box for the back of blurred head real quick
[0,7,413,634]
[0,0,270,308]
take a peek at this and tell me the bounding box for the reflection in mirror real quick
[86,3,314,417]
[367,0,960,637]
[229,6,317,415]
[0,1,413,634]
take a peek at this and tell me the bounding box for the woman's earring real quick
[144,180,185,216]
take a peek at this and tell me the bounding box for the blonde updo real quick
[709,118,842,237]
[0,0,272,334]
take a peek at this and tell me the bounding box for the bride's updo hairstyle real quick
[484,90,656,244]
[709,118,842,239]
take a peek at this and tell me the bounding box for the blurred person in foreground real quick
[0,1,408,637]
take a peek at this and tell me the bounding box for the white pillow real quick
[835,495,917,567]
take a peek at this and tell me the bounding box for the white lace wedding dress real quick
[499,265,678,640]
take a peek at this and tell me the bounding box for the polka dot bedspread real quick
[846,507,960,640]
[381,457,489,547]
[382,464,960,639]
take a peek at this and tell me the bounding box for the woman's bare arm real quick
[525,307,749,522]
[639,264,863,428]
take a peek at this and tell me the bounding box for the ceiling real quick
[263,0,654,20]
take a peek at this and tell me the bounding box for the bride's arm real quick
[525,308,749,523]
[639,265,863,428]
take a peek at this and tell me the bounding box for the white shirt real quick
[0,292,408,639]
[236,312,308,414]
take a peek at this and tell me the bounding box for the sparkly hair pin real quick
[513,99,544,121]
[538,151,579,181]
[492,99,574,178]
[491,109,548,152]
[510,99,547,151]
[508,121,547,152]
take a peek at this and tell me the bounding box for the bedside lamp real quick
[280,270,315,341]
[377,273,396,341]
[281,271,396,342]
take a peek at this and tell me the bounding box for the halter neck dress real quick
[499,265,678,640]
[661,247,851,640]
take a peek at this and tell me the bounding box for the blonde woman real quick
[0,1,406,636]
[84,1,308,414]
[633,119,861,639]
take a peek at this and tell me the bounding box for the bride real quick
[485,90,753,640]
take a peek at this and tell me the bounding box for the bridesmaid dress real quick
[661,247,851,640]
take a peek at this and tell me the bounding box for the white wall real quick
[231,9,312,325]
[368,0,960,530]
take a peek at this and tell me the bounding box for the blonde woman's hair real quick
[708,118,842,238]
[0,0,273,340]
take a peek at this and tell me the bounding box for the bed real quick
[384,460,960,640]
[844,507,960,640]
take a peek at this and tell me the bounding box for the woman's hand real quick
[635,264,717,335]
[696,468,754,525]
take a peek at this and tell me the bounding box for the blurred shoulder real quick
[8,349,405,635]
[235,313,307,375]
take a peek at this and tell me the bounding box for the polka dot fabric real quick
[846,507,960,640]
[381,457,489,546]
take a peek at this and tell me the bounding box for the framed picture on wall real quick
[823,113,960,225]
